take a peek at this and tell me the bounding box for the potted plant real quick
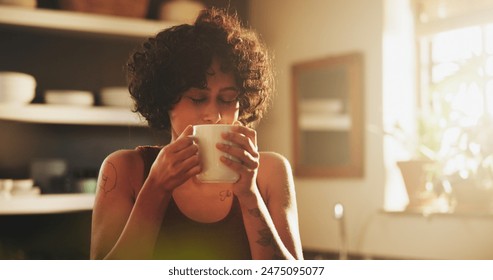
[388,115,445,211]
[393,55,493,213]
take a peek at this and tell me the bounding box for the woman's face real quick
[169,58,240,140]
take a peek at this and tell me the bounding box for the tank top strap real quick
[135,145,162,179]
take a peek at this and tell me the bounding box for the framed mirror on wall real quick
[291,52,364,178]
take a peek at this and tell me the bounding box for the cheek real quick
[170,101,193,119]
[168,106,185,129]
[169,103,202,127]
[168,109,176,121]
[223,102,240,115]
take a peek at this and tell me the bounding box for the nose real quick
[202,102,222,124]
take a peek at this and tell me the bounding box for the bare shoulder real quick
[100,149,144,183]
[96,149,145,199]
[103,149,143,170]
[257,152,295,203]
[259,151,292,170]
[91,149,145,259]
[258,152,302,259]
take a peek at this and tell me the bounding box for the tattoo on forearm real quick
[257,228,274,246]
[100,161,117,194]
[248,208,262,219]
[219,190,232,201]
[248,208,283,259]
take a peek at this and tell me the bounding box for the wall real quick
[249,0,385,256]
[0,28,167,188]
[249,0,493,260]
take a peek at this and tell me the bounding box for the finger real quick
[167,137,194,154]
[168,126,195,153]
[184,162,202,177]
[174,142,199,162]
[222,130,257,156]
[231,125,257,146]
[176,154,201,175]
[179,125,194,139]
[220,154,258,172]
[216,143,258,169]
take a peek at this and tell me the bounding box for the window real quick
[420,25,493,123]
[384,0,493,212]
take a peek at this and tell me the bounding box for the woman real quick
[90,8,303,260]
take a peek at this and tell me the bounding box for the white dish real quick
[158,0,205,23]
[0,71,36,104]
[100,87,133,108]
[11,186,40,197]
[12,178,34,191]
[44,90,94,106]
[0,179,13,192]
[0,0,36,8]
[0,179,13,199]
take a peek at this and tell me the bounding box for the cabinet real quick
[0,6,177,198]
[291,52,364,178]
[0,5,177,126]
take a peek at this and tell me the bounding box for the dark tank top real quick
[136,146,252,260]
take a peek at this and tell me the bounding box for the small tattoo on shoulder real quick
[100,161,117,194]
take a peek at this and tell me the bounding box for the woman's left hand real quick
[216,123,259,197]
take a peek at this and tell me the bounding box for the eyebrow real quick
[219,86,239,93]
[196,86,239,93]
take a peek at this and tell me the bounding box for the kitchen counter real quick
[0,193,95,215]
[358,209,493,259]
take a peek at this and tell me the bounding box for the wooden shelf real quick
[0,193,95,215]
[0,5,178,39]
[0,104,146,126]
[299,114,351,131]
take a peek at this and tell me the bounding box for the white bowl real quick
[100,87,133,108]
[0,72,36,104]
[45,90,94,106]
[12,178,34,191]
[0,0,36,8]
[11,186,40,197]
[158,0,205,23]
[0,179,13,192]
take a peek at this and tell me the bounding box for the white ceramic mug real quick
[193,124,240,183]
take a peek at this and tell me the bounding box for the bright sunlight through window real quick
[384,0,493,213]
[411,21,493,213]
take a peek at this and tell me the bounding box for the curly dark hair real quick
[126,8,273,131]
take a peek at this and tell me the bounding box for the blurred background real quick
[1,0,493,260]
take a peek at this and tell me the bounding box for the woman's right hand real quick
[147,125,201,193]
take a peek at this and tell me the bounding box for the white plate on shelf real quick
[0,0,36,8]
[12,178,34,191]
[158,0,205,23]
[44,90,94,106]
[100,87,133,108]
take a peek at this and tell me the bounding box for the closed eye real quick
[188,97,207,104]
[219,88,239,105]
[219,97,238,105]
[185,89,208,104]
